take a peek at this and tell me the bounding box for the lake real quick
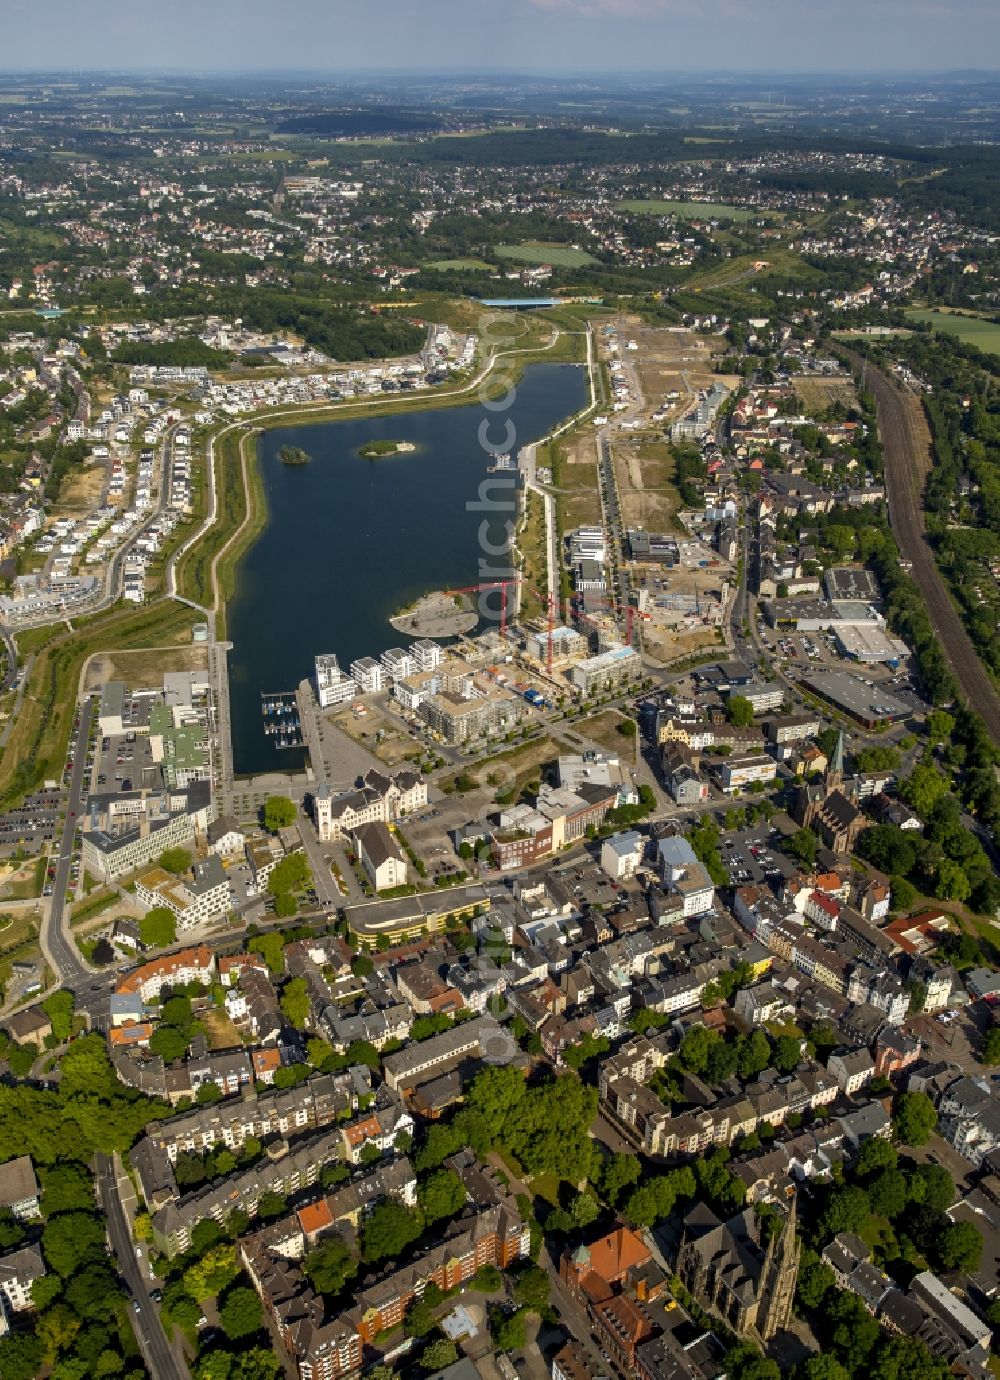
[227,362,587,775]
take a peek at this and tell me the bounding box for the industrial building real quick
[762,599,885,633]
[823,566,882,603]
[799,671,910,728]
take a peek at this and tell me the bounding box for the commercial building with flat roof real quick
[800,670,910,728]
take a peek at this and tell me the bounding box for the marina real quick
[260,691,303,750]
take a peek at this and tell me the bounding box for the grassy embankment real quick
[2,600,201,805]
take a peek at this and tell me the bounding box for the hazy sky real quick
[2,0,998,74]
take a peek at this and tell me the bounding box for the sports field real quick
[905,309,1000,357]
[620,199,755,221]
[495,241,596,268]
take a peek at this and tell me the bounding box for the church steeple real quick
[826,729,845,789]
[757,1193,801,1342]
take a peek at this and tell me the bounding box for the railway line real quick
[857,352,1000,746]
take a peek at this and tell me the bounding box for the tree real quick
[362,1200,422,1262]
[870,1335,951,1380]
[938,1220,983,1272]
[267,854,311,896]
[280,977,311,1030]
[909,1162,953,1212]
[934,858,970,904]
[418,1169,467,1225]
[821,1185,871,1239]
[257,1191,287,1220]
[796,1249,835,1310]
[891,876,918,912]
[788,828,818,867]
[868,1169,908,1220]
[893,1091,937,1146]
[771,1035,802,1074]
[678,1025,723,1075]
[404,1298,439,1337]
[900,763,949,822]
[802,1357,850,1380]
[183,1244,240,1301]
[597,1151,642,1207]
[926,711,955,744]
[42,1210,106,1276]
[351,953,374,978]
[981,1027,1000,1066]
[569,1191,600,1230]
[149,1024,191,1062]
[263,796,297,832]
[303,1236,357,1297]
[39,1161,92,1215]
[728,696,754,727]
[422,1339,459,1371]
[220,1286,263,1340]
[737,1030,772,1081]
[512,1263,550,1312]
[139,906,177,949]
[492,1307,528,1352]
[248,932,285,975]
[43,990,75,1043]
[856,1137,898,1177]
[159,847,192,875]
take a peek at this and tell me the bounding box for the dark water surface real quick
[227,362,587,775]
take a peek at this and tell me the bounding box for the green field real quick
[620,199,756,221]
[429,258,492,272]
[905,309,1000,356]
[495,242,597,268]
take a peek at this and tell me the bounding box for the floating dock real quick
[261,691,303,750]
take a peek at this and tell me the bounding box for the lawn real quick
[429,258,492,272]
[905,310,1000,357]
[577,709,635,753]
[495,242,597,268]
[620,199,756,221]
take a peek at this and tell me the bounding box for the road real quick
[96,1153,188,1380]
[0,620,17,693]
[847,351,1000,745]
[39,696,95,989]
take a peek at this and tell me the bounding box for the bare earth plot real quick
[84,644,209,691]
[330,705,422,769]
[794,375,859,414]
[615,440,683,531]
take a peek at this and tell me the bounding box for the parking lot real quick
[721,827,798,887]
[95,731,160,793]
[0,791,63,851]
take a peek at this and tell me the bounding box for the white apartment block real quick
[410,639,443,672]
[315,654,357,708]
[350,657,384,694]
[381,647,415,682]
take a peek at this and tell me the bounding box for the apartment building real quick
[315,654,357,708]
[134,854,231,930]
[349,656,383,694]
[82,781,214,880]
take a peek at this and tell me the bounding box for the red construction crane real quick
[443,579,514,637]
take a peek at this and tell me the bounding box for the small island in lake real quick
[358,439,416,459]
[278,445,311,465]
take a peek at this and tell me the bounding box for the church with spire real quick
[791,728,866,854]
[676,1193,801,1344]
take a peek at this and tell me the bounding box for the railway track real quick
[853,352,1000,746]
